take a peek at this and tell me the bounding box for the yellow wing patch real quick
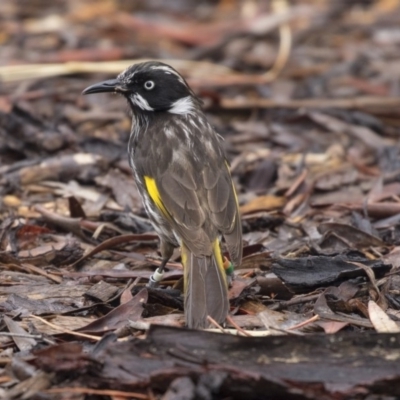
[144,176,170,219]
[212,239,227,286]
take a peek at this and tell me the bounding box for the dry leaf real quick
[240,195,285,214]
[368,300,400,333]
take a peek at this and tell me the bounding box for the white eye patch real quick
[130,93,154,111]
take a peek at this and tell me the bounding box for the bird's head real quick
[82,61,197,115]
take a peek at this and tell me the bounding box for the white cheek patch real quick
[168,96,194,115]
[131,93,154,111]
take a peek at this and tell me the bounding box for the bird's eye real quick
[144,80,155,90]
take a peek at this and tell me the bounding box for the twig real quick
[270,293,320,310]
[207,315,227,333]
[0,332,43,339]
[205,329,271,336]
[219,96,400,111]
[263,0,292,82]
[226,315,252,336]
[30,315,101,341]
[288,314,320,330]
[0,59,232,83]
[68,233,157,269]
[45,387,148,399]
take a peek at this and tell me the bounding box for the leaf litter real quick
[1,0,400,399]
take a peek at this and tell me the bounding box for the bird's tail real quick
[182,240,229,329]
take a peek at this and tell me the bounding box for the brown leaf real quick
[319,222,384,248]
[3,316,37,351]
[77,288,148,333]
[240,195,285,214]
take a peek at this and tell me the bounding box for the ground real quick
[1,1,400,399]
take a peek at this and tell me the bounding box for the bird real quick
[82,61,242,329]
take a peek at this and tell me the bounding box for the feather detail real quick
[182,240,229,329]
[143,176,171,221]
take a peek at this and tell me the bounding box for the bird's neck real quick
[129,105,205,147]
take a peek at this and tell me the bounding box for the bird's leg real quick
[147,240,174,288]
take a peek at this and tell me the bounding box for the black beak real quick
[82,79,119,95]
